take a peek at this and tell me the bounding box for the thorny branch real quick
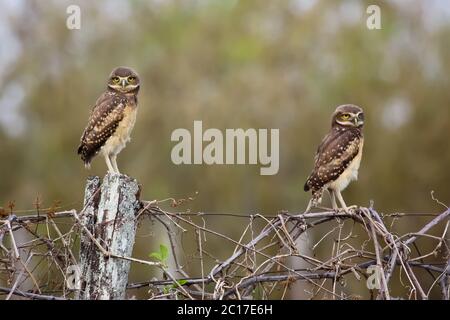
[0,196,448,300]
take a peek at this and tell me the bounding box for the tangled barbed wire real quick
[0,190,449,300]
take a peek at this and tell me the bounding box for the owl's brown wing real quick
[304,129,362,192]
[77,92,126,166]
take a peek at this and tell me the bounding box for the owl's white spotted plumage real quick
[304,104,365,212]
[77,67,140,174]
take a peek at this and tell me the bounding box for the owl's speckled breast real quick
[101,104,137,157]
[328,138,364,192]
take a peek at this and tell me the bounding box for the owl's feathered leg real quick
[305,199,313,213]
[335,190,359,213]
[104,154,115,173]
[335,190,349,213]
[111,155,120,174]
[329,189,338,210]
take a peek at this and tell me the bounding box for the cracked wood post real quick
[77,173,141,300]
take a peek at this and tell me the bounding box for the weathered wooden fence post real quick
[77,173,141,300]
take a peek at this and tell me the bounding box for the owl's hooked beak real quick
[121,78,127,89]
[354,117,364,127]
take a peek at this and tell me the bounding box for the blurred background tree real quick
[0,0,449,299]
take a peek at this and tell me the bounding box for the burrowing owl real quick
[77,66,140,174]
[304,104,364,212]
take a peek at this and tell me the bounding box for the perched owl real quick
[304,104,365,212]
[77,67,140,174]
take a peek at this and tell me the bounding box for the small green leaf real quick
[177,279,187,286]
[149,244,169,266]
[149,252,162,261]
[169,279,187,290]
[160,244,169,261]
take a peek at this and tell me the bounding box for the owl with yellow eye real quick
[77,66,141,174]
[304,104,365,212]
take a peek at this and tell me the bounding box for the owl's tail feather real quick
[304,180,310,192]
[77,143,93,169]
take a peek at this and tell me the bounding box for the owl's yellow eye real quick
[341,114,350,120]
[112,77,120,84]
[128,76,136,83]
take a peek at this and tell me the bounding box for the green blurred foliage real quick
[0,0,448,299]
